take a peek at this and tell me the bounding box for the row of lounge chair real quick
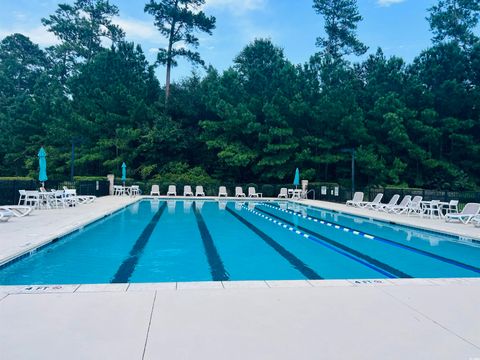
[150,185,264,198]
[346,192,480,226]
[150,185,296,198]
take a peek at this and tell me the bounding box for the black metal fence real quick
[0,180,110,205]
[5,178,475,207]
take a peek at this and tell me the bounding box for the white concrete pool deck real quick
[0,196,479,359]
[0,279,479,359]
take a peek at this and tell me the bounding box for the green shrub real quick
[74,176,107,181]
[0,177,34,181]
[261,184,275,197]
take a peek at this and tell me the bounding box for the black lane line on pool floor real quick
[254,206,412,279]
[111,202,167,283]
[266,203,480,275]
[225,206,323,280]
[193,202,229,281]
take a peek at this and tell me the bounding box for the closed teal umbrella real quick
[293,168,300,189]
[38,147,48,186]
[121,162,127,185]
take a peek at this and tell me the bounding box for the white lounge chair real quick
[346,192,364,207]
[407,196,423,216]
[375,194,400,212]
[278,188,288,198]
[445,203,480,224]
[167,185,177,196]
[235,187,246,197]
[183,185,194,197]
[0,205,33,217]
[0,209,14,222]
[389,195,412,214]
[150,185,160,196]
[195,186,205,197]
[218,186,228,197]
[248,187,262,198]
[361,193,384,209]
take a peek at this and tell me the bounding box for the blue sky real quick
[0,0,437,83]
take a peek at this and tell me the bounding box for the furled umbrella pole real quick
[38,147,48,187]
[293,168,300,189]
[121,162,127,187]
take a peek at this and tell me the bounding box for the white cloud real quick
[377,0,406,7]
[113,17,161,43]
[204,0,267,15]
[0,25,59,47]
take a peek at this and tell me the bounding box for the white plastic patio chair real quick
[150,185,160,196]
[21,190,40,209]
[167,185,177,196]
[195,186,205,197]
[346,192,364,207]
[183,185,194,197]
[278,188,288,198]
[130,185,140,197]
[446,200,459,214]
[445,203,480,224]
[218,186,228,197]
[421,200,442,219]
[18,190,27,205]
[248,187,262,198]
[235,187,246,197]
[63,188,78,207]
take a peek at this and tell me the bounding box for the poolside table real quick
[420,200,450,219]
[288,189,303,199]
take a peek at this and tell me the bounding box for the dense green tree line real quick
[0,0,479,190]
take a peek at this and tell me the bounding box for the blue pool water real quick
[0,200,479,285]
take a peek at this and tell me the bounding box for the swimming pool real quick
[0,199,479,285]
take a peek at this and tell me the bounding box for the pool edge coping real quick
[1,278,479,296]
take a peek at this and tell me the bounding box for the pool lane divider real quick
[111,202,167,283]
[193,202,229,281]
[264,203,480,275]
[225,206,323,280]
[250,205,409,279]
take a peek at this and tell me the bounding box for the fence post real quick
[107,174,114,195]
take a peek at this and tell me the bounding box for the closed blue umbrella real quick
[293,168,300,189]
[121,162,127,186]
[38,147,48,186]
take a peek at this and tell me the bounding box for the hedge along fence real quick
[0,178,110,205]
